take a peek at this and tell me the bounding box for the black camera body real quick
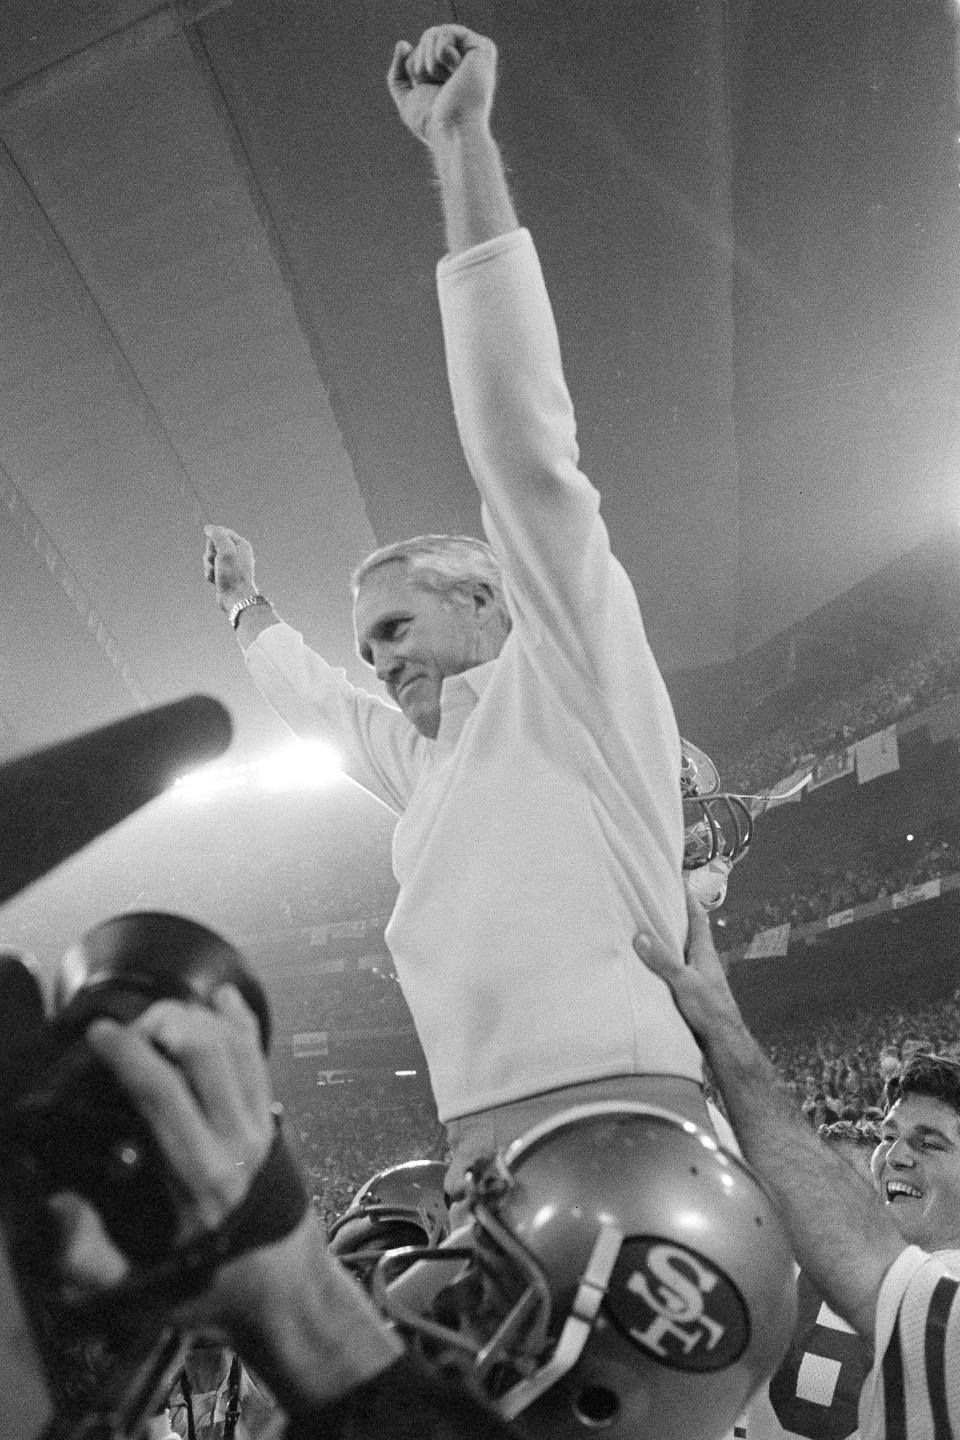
[2,912,271,1270]
[0,694,281,1440]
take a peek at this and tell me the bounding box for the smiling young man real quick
[205,23,710,1204]
[870,1054,960,1254]
[642,901,960,1440]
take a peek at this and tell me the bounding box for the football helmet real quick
[374,1103,796,1440]
[327,1158,450,1282]
[681,740,753,909]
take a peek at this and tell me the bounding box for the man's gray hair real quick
[352,534,512,633]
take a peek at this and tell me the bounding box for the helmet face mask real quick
[375,1105,797,1440]
[327,1159,450,1283]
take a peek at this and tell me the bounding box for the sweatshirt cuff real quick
[437,227,531,280]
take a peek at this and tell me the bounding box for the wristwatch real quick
[228,593,271,630]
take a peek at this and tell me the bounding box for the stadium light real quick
[257,740,342,791]
[172,762,252,803]
[171,740,342,802]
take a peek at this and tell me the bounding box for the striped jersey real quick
[745,1270,873,1440]
[859,1246,960,1440]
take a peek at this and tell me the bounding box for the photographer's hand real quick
[49,985,271,1293]
[53,987,402,1411]
[86,984,273,1242]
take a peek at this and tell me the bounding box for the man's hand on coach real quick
[634,888,745,1057]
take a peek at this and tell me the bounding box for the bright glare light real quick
[394,1069,418,1077]
[257,741,342,791]
[906,833,914,842]
[172,762,251,803]
[172,741,342,802]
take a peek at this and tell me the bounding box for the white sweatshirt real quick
[245,228,702,1121]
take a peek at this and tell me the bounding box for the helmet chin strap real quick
[497,1220,625,1421]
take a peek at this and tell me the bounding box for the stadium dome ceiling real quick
[0,0,957,763]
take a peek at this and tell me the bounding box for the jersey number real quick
[767,1276,872,1440]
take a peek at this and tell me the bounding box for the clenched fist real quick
[387,25,497,147]
[204,525,258,615]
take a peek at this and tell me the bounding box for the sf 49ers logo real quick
[604,1238,749,1372]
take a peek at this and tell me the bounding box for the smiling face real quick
[354,560,502,739]
[870,1093,960,1250]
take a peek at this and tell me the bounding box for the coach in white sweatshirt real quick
[205,25,704,1196]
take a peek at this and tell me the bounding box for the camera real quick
[0,694,286,1440]
[2,911,270,1270]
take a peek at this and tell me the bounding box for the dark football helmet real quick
[373,1103,796,1440]
[681,740,753,909]
[327,1158,450,1283]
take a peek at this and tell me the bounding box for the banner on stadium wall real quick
[765,764,814,809]
[316,958,346,975]
[336,1025,417,1042]
[329,919,366,940]
[743,923,791,959]
[855,727,899,784]
[891,877,941,909]
[311,918,389,946]
[827,908,856,929]
[292,1030,329,1058]
[358,953,392,971]
[808,747,854,790]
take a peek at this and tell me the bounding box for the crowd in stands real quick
[718,632,960,796]
[267,962,413,1036]
[719,833,960,948]
[270,984,960,1232]
[758,990,960,1125]
[283,1076,443,1227]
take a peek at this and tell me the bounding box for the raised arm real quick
[637,896,905,1341]
[387,25,667,711]
[387,26,516,254]
[202,524,422,812]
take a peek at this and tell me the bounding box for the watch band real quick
[228,593,271,629]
